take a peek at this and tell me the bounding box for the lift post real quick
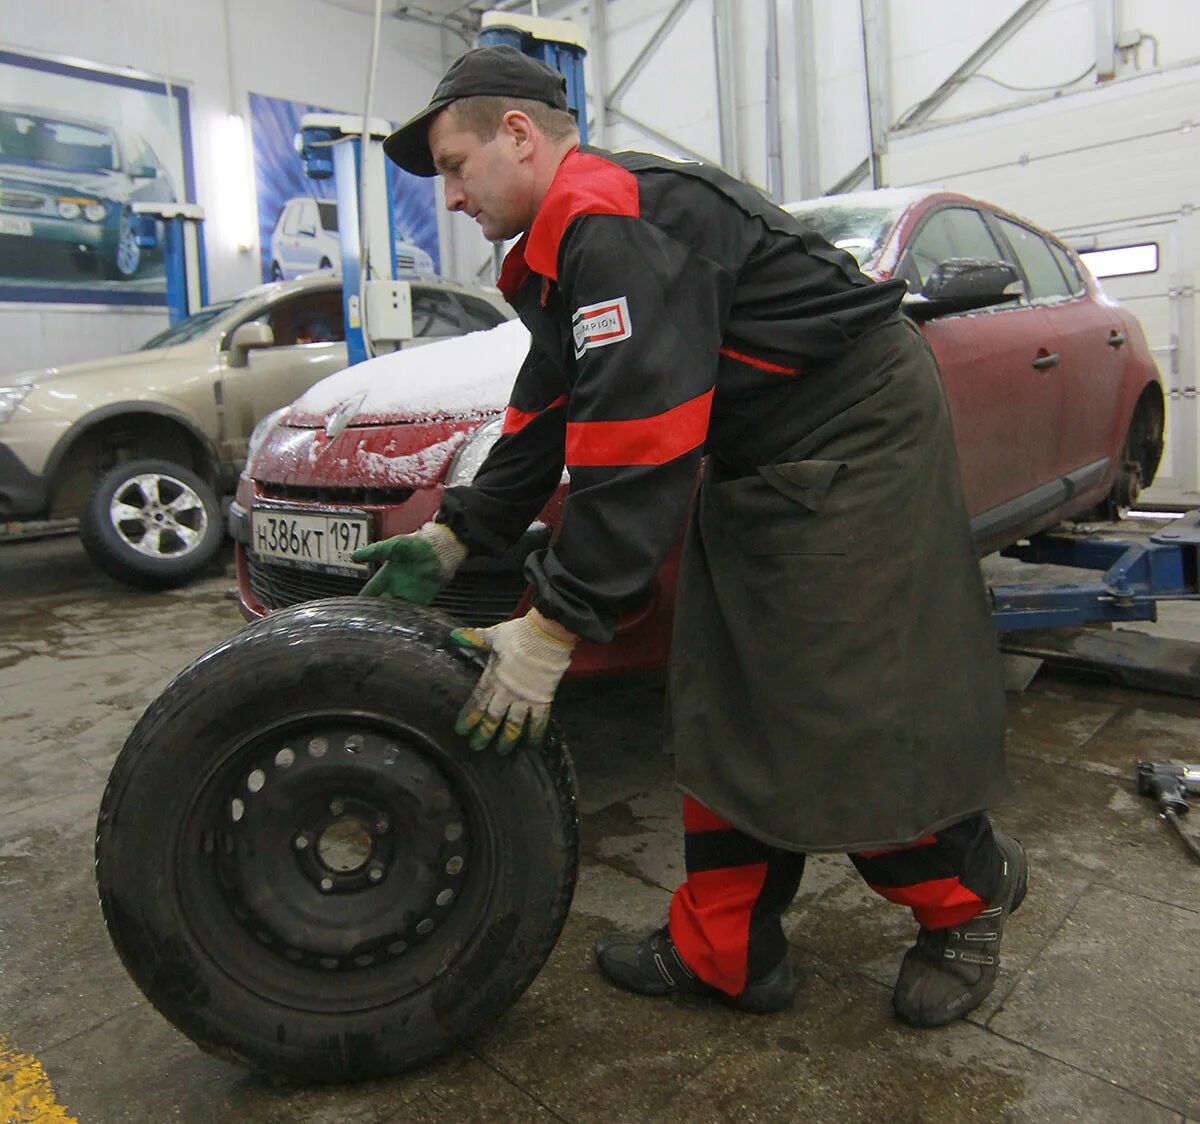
[295,113,413,367]
[130,202,208,324]
[478,11,589,142]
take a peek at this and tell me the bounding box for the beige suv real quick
[0,274,512,587]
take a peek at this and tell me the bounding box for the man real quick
[357,44,1025,1027]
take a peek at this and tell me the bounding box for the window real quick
[282,202,300,237]
[298,201,318,237]
[996,218,1073,300]
[411,290,462,338]
[317,201,338,233]
[1078,243,1158,279]
[900,207,1005,292]
[457,295,508,332]
[1048,241,1086,295]
[261,290,345,347]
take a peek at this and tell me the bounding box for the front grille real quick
[248,554,527,628]
[257,481,415,505]
[0,191,45,212]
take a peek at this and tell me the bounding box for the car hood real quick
[0,160,129,199]
[12,343,200,388]
[284,318,531,427]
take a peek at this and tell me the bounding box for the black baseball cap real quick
[384,45,569,177]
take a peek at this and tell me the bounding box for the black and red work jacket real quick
[438,146,905,643]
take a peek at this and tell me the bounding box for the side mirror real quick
[227,321,274,367]
[298,224,316,238]
[906,258,1022,320]
[131,165,158,179]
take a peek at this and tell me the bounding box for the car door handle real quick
[1108,331,1126,348]
[1031,352,1060,370]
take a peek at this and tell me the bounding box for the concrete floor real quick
[1,532,1199,1123]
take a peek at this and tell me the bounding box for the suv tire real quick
[95,599,580,1082]
[80,458,224,589]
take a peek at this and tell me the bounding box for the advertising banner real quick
[249,91,439,284]
[0,47,194,306]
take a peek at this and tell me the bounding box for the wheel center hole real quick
[317,817,373,873]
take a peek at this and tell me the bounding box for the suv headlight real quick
[445,416,504,485]
[0,381,33,425]
[246,407,287,469]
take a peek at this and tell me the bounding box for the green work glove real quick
[450,611,577,755]
[352,521,467,602]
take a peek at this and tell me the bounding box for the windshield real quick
[140,301,238,350]
[318,201,338,232]
[0,112,118,172]
[785,202,902,265]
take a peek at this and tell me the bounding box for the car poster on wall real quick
[0,46,194,306]
[249,92,440,285]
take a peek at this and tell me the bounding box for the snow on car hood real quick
[286,319,531,426]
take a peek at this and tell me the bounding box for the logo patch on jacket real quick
[572,296,631,359]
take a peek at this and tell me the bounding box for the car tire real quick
[95,598,580,1082]
[270,261,284,281]
[101,207,141,280]
[318,257,332,270]
[79,459,224,590]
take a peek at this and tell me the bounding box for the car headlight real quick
[0,381,33,425]
[84,202,107,222]
[246,407,288,469]
[56,200,81,220]
[445,416,504,485]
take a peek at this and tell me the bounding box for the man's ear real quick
[501,110,536,159]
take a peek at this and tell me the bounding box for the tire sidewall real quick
[80,458,224,589]
[96,602,578,1079]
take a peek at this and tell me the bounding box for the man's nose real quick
[443,180,466,212]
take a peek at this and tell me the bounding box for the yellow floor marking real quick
[0,1036,77,1123]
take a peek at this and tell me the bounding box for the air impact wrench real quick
[1136,761,1200,861]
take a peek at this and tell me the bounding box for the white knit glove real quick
[419,521,469,581]
[450,611,577,754]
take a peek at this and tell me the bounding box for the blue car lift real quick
[131,202,208,325]
[991,512,1200,697]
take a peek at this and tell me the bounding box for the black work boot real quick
[893,832,1028,1028]
[594,926,797,1014]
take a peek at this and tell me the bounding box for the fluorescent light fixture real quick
[1079,243,1158,279]
[220,113,258,253]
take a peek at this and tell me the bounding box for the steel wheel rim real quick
[108,472,208,558]
[174,711,495,1013]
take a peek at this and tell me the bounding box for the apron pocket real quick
[704,459,848,555]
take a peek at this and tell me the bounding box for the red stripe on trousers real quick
[669,862,768,996]
[565,389,713,467]
[865,875,987,930]
[501,394,568,436]
[682,794,733,834]
[719,345,798,375]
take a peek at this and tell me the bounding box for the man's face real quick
[429,107,535,242]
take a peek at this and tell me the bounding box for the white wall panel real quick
[0,0,449,376]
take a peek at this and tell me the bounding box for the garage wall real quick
[0,0,453,377]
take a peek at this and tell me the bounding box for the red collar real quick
[497,148,639,301]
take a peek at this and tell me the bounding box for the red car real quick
[231,188,1164,675]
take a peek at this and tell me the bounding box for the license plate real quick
[251,507,370,574]
[0,216,33,237]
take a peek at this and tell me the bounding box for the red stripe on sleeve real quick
[501,394,568,436]
[565,388,713,467]
[719,345,799,375]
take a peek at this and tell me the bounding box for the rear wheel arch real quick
[45,405,218,519]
